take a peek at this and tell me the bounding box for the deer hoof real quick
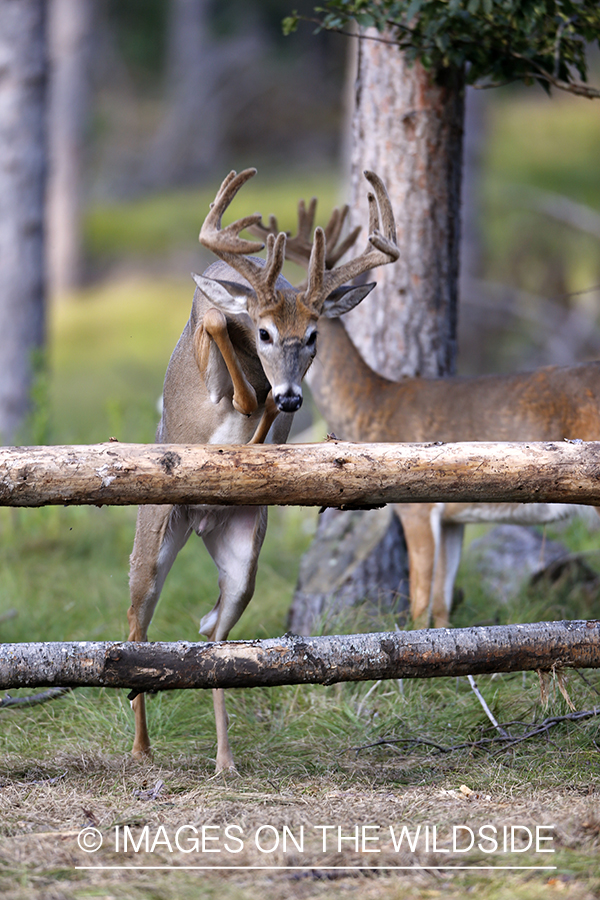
[131,744,153,762]
[213,763,239,778]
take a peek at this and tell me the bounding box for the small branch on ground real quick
[467,674,510,739]
[574,669,600,698]
[350,708,600,758]
[0,687,73,710]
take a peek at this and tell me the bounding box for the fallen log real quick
[0,440,600,508]
[1,620,599,691]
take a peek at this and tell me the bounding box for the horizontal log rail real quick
[1,440,599,508]
[1,621,599,691]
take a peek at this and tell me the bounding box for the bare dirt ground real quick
[1,750,599,900]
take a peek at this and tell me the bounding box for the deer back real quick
[310,317,600,443]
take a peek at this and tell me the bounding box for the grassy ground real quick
[2,92,600,898]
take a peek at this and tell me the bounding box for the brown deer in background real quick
[127,168,399,772]
[252,196,600,630]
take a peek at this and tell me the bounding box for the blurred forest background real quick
[41,0,600,447]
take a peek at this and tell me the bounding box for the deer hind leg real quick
[194,308,258,415]
[128,504,191,759]
[430,521,465,628]
[196,505,268,773]
[394,503,441,629]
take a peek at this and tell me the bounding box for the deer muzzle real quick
[274,386,303,413]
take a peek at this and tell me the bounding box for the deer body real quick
[127,168,399,772]
[307,315,600,627]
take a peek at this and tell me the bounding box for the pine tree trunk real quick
[292,33,465,633]
[0,0,48,444]
[343,35,464,379]
[141,0,221,189]
[47,0,95,297]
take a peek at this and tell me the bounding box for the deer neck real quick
[308,316,400,442]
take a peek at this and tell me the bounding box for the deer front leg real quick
[249,391,279,444]
[195,307,258,415]
[128,504,191,759]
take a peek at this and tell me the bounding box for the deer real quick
[126,167,399,773]
[251,195,600,631]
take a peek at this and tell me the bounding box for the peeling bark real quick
[1,621,598,691]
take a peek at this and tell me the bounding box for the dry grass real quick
[0,733,599,900]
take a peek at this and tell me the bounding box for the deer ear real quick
[320,282,376,318]
[191,273,254,315]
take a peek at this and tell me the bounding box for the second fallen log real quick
[0,620,599,691]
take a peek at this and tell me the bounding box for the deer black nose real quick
[275,389,303,413]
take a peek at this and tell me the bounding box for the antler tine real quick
[323,204,345,248]
[264,232,287,291]
[364,170,396,241]
[199,168,287,295]
[246,212,282,243]
[310,171,398,302]
[366,191,380,238]
[327,222,362,268]
[200,168,264,256]
[305,227,326,297]
[251,197,360,276]
[248,197,318,270]
[296,197,317,241]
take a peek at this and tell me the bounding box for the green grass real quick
[47,277,192,444]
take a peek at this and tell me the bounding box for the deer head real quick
[192,167,399,413]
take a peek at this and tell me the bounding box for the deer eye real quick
[259,328,271,343]
[306,331,317,347]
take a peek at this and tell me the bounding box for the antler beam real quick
[199,168,286,295]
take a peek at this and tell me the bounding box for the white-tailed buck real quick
[127,168,399,772]
[256,196,600,630]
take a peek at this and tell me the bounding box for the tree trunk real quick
[288,506,409,634]
[1,621,598,690]
[0,0,48,445]
[141,0,221,189]
[47,0,95,297]
[343,34,464,380]
[294,33,465,632]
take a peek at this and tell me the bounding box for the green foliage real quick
[287,0,600,95]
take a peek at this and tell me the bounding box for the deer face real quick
[192,272,319,414]
[253,293,319,413]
